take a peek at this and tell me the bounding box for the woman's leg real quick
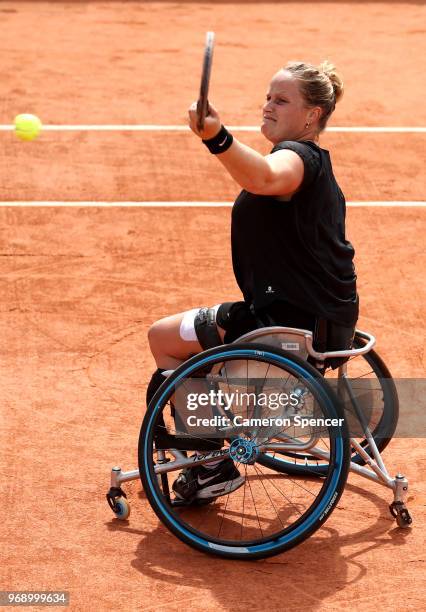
[146,307,226,406]
[147,305,242,499]
[148,311,201,371]
[148,308,226,370]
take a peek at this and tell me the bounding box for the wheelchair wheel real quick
[257,332,399,477]
[138,343,350,560]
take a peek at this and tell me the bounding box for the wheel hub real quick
[229,438,258,464]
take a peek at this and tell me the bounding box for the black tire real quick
[257,332,399,477]
[138,343,350,560]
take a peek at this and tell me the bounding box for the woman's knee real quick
[148,313,201,361]
[147,317,172,354]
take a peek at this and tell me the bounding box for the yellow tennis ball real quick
[14,113,42,141]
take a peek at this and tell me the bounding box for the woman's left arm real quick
[188,102,304,196]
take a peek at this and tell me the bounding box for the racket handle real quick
[196,99,210,131]
[197,100,209,132]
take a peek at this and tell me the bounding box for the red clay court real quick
[1,1,425,610]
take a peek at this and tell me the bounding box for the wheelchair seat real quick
[233,326,311,361]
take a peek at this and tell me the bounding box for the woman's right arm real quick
[188,101,304,197]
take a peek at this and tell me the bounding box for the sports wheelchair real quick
[106,326,412,560]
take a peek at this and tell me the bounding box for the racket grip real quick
[196,101,202,131]
[196,99,210,131]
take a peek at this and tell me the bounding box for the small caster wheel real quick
[390,501,412,529]
[106,486,130,520]
[396,507,412,528]
[114,496,130,520]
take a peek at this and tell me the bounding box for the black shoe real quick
[172,458,245,502]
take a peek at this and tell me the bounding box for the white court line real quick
[0,201,425,207]
[0,124,425,133]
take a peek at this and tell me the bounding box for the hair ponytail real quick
[284,60,344,130]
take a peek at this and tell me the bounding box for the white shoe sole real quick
[196,475,246,499]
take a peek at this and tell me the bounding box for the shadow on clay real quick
[104,478,412,610]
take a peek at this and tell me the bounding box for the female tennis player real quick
[146,60,359,502]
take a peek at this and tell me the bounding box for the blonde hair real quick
[284,60,344,131]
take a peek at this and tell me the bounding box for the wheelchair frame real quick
[107,327,412,530]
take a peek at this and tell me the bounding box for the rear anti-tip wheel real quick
[390,501,412,528]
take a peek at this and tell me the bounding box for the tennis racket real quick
[196,31,215,132]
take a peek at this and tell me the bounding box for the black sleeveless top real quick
[231,140,359,327]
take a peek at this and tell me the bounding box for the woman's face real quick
[261,70,314,143]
